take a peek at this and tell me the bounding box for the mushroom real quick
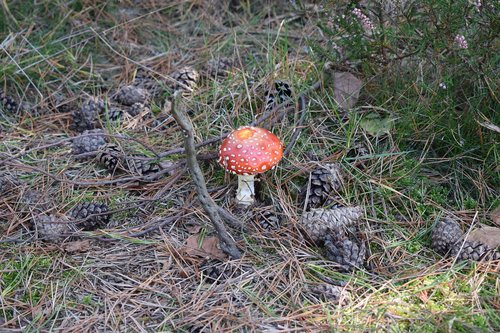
[218,126,284,206]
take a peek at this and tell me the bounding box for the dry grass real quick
[1,1,499,332]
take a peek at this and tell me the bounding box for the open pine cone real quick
[113,85,150,106]
[71,129,108,157]
[299,207,363,242]
[98,143,123,172]
[324,233,366,272]
[431,217,500,261]
[71,97,106,132]
[205,57,233,78]
[69,202,110,231]
[300,163,344,210]
[0,89,18,112]
[264,80,293,112]
[33,214,75,242]
[254,206,281,231]
[172,66,199,95]
[431,218,463,255]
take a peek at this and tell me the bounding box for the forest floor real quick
[1,1,499,332]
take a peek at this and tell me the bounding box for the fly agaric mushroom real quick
[218,126,283,206]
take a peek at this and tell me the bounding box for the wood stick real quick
[170,92,242,259]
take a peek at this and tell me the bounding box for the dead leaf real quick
[332,72,362,110]
[466,226,500,249]
[184,222,203,234]
[490,206,500,226]
[62,240,91,253]
[183,235,226,260]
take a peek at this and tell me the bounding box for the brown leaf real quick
[62,240,91,253]
[184,222,202,234]
[490,206,500,226]
[466,226,500,249]
[332,72,362,110]
[183,235,226,260]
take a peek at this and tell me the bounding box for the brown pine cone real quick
[33,214,75,242]
[300,163,344,210]
[69,202,110,231]
[264,80,293,112]
[172,66,199,95]
[133,70,164,97]
[431,218,463,255]
[451,240,500,261]
[125,102,149,117]
[308,283,350,305]
[0,89,18,112]
[254,207,281,231]
[71,129,108,157]
[102,106,123,121]
[324,234,366,272]
[113,85,150,106]
[124,158,161,178]
[98,143,123,172]
[71,97,106,132]
[299,207,363,242]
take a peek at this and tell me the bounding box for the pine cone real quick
[200,259,229,284]
[125,158,161,178]
[264,80,293,112]
[98,143,123,172]
[0,89,18,112]
[255,208,281,231]
[126,102,149,117]
[21,189,53,213]
[71,129,108,157]
[431,218,463,254]
[172,66,199,95]
[33,214,74,242]
[299,207,363,242]
[205,57,233,78]
[71,97,106,132]
[113,85,150,106]
[133,70,164,97]
[300,163,344,210]
[102,106,123,121]
[308,284,350,305]
[450,240,500,261]
[324,234,366,272]
[69,202,110,231]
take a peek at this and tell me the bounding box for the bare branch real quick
[170,92,242,259]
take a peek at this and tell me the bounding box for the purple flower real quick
[352,8,374,31]
[454,35,468,49]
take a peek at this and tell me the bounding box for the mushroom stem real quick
[236,174,255,206]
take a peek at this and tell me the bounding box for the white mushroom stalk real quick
[218,126,284,207]
[236,174,256,206]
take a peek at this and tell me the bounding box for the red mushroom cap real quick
[218,126,283,175]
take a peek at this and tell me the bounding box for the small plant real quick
[313,0,499,200]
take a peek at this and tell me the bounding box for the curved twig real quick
[170,92,242,259]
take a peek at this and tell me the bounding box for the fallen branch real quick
[170,92,242,259]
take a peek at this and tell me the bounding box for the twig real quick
[170,92,242,259]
